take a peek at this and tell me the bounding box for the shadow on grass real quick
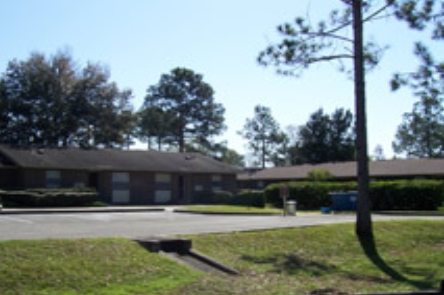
[358,235,436,290]
[241,253,337,276]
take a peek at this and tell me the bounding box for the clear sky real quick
[0,0,440,161]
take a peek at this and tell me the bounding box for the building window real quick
[46,170,61,188]
[194,185,204,192]
[112,172,129,183]
[212,174,222,182]
[257,181,265,189]
[212,186,222,192]
[155,190,172,203]
[156,173,171,183]
[112,190,130,203]
[212,174,223,191]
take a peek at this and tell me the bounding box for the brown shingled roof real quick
[238,159,444,181]
[0,145,238,174]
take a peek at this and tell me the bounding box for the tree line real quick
[1,0,444,172]
[0,50,361,168]
[238,106,356,168]
[0,47,443,167]
[0,50,353,167]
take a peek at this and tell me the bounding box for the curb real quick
[374,211,444,217]
[173,209,281,216]
[0,208,165,215]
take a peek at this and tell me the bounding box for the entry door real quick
[178,175,190,204]
[89,173,98,189]
[178,176,185,201]
[112,172,130,203]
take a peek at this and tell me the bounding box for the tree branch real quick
[362,1,395,24]
[308,31,354,43]
[308,54,354,63]
[303,1,395,44]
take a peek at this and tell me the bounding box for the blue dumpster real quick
[330,191,358,211]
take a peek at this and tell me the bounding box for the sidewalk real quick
[0,206,167,215]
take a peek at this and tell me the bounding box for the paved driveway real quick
[0,211,442,241]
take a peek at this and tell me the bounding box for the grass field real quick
[0,239,201,295]
[1,220,443,294]
[184,220,444,295]
[178,205,283,214]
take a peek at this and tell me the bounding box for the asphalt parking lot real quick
[1,210,443,241]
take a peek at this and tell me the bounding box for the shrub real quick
[0,188,98,208]
[370,180,444,211]
[26,187,96,194]
[265,181,356,210]
[264,180,444,211]
[0,190,40,207]
[307,169,334,182]
[212,190,233,204]
[229,190,265,208]
[193,190,233,205]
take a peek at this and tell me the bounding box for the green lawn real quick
[1,221,443,294]
[178,205,283,214]
[184,220,444,294]
[0,239,201,295]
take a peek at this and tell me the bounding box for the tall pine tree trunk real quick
[261,138,266,169]
[179,135,185,153]
[353,0,373,239]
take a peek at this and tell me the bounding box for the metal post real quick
[280,186,288,217]
[283,194,287,217]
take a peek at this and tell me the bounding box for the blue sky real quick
[0,0,439,161]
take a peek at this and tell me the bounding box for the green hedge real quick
[265,180,444,211]
[193,190,233,205]
[0,188,98,208]
[265,181,356,210]
[370,180,444,211]
[229,190,265,208]
[193,190,265,208]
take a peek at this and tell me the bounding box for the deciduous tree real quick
[0,51,134,148]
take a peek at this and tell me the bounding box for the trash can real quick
[320,207,331,214]
[286,200,297,216]
[330,191,358,211]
